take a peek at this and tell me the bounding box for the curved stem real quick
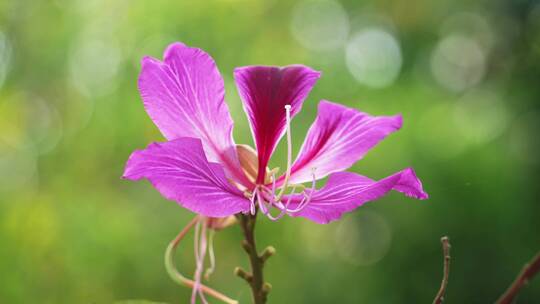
[433,236,451,304]
[164,216,238,304]
[496,251,540,304]
[237,213,271,304]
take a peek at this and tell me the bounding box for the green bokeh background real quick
[1,0,539,303]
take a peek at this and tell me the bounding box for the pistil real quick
[275,105,293,202]
[244,105,316,221]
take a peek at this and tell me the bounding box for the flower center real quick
[241,105,316,221]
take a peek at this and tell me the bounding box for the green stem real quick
[237,213,273,304]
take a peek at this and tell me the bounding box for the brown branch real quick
[496,251,540,304]
[236,213,274,304]
[433,236,451,304]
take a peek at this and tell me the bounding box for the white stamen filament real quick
[192,219,209,304]
[249,188,257,215]
[256,189,268,215]
[246,105,316,222]
[271,171,277,198]
[204,229,216,281]
[164,216,238,304]
[263,185,297,221]
[283,171,316,213]
[275,104,293,202]
[255,168,316,221]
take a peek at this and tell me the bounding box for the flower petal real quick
[285,100,403,185]
[123,137,250,217]
[234,65,321,183]
[138,42,249,186]
[285,168,428,224]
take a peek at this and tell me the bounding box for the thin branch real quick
[433,236,451,304]
[164,216,238,304]
[496,251,540,304]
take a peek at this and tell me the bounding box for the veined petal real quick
[284,100,403,185]
[138,42,250,186]
[234,65,321,183]
[123,137,250,217]
[285,168,428,224]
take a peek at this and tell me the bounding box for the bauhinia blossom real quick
[122,42,428,302]
[123,42,427,224]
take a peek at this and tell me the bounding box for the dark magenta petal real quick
[123,137,250,217]
[282,100,402,185]
[234,65,321,183]
[138,42,250,187]
[284,168,428,224]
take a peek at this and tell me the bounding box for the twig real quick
[433,236,451,304]
[164,216,238,304]
[496,251,540,304]
[236,213,274,304]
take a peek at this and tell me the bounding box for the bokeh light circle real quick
[291,0,350,51]
[334,211,392,266]
[0,143,37,193]
[298,220,336,260]
[0,94,63,154]
[69,34,121,97]
[0,31,12,89]
[453,90,509,145]
[346,28,402,88]
[440,12,495,51]
[431,34,486,92]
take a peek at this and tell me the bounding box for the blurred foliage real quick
[1,0,539,303]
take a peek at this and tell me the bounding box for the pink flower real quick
[123,42,428,225]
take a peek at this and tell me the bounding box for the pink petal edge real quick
[282,100,403,185]
[285,168,428,224]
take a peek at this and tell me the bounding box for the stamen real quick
[204,229,216,281]
[192,219,209,304]
[285,169,317,214]
[192,220,200,304]
[197,223,209,303]
[249,188,257,215]
[275,104,293,202]
[264,185,297,221]
[255,168,316,221]
[164,216,238,304]
[271,171,277,199]
[256,188,269,215]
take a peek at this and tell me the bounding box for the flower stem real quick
[496,251,540,304]
[236,213,274,304]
